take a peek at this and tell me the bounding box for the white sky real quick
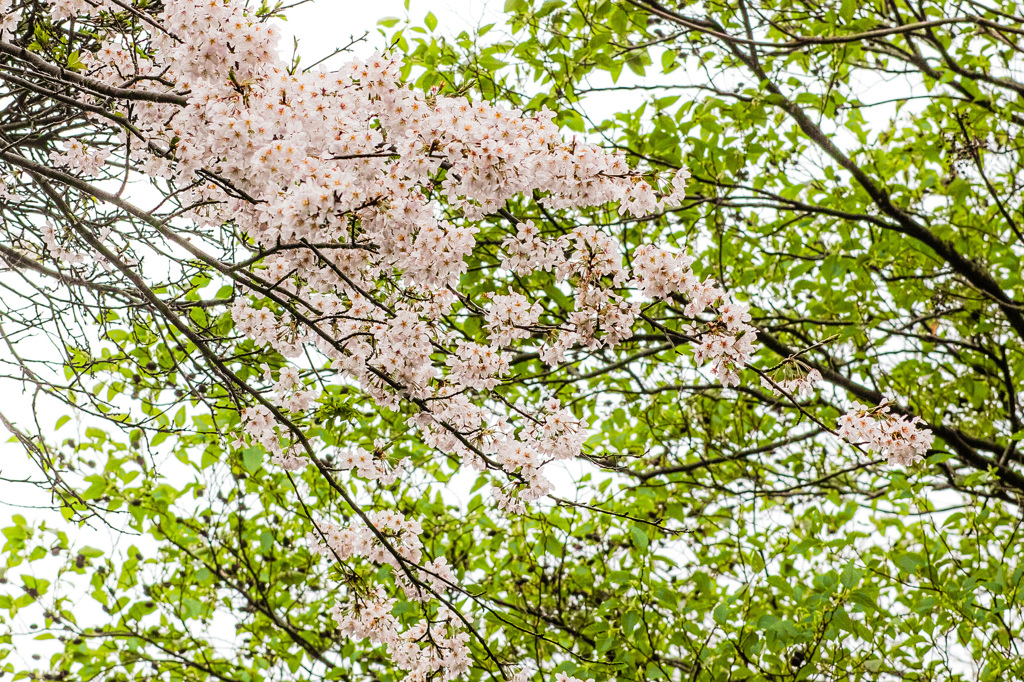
[279,0,503,63]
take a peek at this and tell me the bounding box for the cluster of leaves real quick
[383,0,1024,678]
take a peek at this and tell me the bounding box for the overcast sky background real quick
[281,0,502,65]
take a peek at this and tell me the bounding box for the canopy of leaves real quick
[1,1,1023,682]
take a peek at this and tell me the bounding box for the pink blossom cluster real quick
[54,0,753,500]
[633,244,696,300]
[39,220,120,270]
[538,331,577,367]
[230,366,320,470]
[500,220,567,276]
[836,402,935,466]
[686,309,756,387]
[522,399,589,462]
[48,0,110,20]
[445,342,511,390]
[309,510,456,603]
[490,399,588,511]
[80,36,140,79]
[632,245,757,386]
[231,298,292,353]
[332,591,470,682]
[761,368,823,399]
[0,0,19,34]
[41,222,87,266]
[335,445,404,484]
[264,365,321,413]
[485,293,542,345]
[239,404,308,471]
[309,510,426,570]
[491,463,556,514]
[49,140,111,176]
[307,512,468,680]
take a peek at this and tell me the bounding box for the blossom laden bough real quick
[86,0,762,525]
[837,402,935,466]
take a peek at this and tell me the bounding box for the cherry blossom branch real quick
[0,38,189,104]
[16,156,505,675]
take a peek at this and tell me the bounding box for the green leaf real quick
[242,447,263,474]
[478,54,508,71]
[840,565,863,589]
[630,525,649,551]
